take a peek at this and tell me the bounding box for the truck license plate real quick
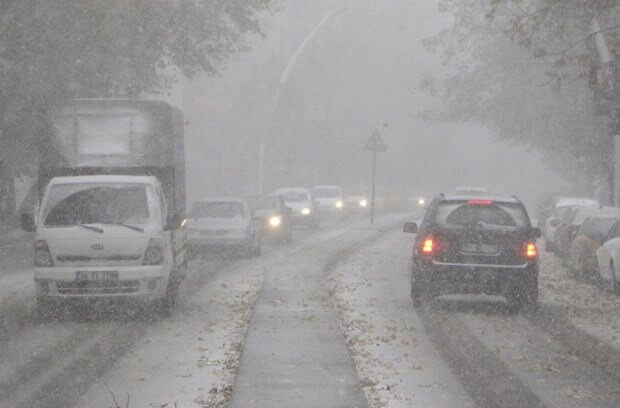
[76,271,119,281]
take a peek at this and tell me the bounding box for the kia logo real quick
[91,243,104,251]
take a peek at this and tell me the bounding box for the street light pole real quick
[257,7,348,194]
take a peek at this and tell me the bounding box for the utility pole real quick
[257,8,348,194]
[364,130,386,224]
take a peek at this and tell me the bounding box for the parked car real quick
[187,197,262,257]
[555,207,614,259]
[595,223,620,294]
[569,216,620,279]
[404,194,540,312]
[543,198,599,252]
[243,194,292,244]
[312,186,348,220]
[275,188,320,230]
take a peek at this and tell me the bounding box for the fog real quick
[181,0,568,208]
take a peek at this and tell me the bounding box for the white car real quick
[275,188,320,230]
[313,186,347,220]
[543,198,599,252]
[187,197,262,257]
[596,223,620,293]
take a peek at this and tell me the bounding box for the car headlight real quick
[359,199,368,208]
[269,215,282,228]
[335,200,343,208]
[418,198,426,206]
[301,208,311,215]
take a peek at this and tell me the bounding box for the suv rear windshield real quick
[434,201,529,230]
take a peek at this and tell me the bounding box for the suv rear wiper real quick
[75,224,104,234]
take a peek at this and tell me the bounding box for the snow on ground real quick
[75,259,265,408]
[327,230,474,408]
[539,249,620,350]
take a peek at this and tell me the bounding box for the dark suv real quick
[403,194,541,312]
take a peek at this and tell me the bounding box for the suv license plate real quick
[461,243,498,255]
[76,271,119,282]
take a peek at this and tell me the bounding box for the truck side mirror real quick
[403,222,418,234]
[20,213,36,232]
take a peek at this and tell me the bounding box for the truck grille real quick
[56,255,141,262]
[56,280,140,295]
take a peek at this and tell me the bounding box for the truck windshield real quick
[190,202,245,219]
[313,188,340,198]
[43,183,151,227]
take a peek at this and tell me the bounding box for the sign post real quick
[364,130,387,224]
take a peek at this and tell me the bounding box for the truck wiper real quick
[106,223,144,233]
[75,224,104,234]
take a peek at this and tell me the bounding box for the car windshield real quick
[255,196,279,210]
[279,191,309,202]
[583,217,619,237]
[42,183,151,227]
[190,202,245,219]
[313,188,340,198]
[435,201,529,229]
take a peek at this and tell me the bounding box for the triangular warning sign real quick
[364,130,387,152]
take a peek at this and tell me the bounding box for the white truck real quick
[21,99,187,316]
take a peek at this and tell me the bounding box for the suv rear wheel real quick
[506,275,538,313]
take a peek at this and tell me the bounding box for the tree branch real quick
[539,24,620,57]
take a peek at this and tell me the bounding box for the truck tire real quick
[157,280,179,318]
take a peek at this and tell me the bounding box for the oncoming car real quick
[275,188,319,230]
[187,197,262,257]
[347,195,369,214]
[404,194,540,312]
[243,194,292,243]
[313,186,347,220]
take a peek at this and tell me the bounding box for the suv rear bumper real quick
[415,260,537,296]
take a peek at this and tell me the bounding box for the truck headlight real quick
[34,240,54,267]
[301,208,311,215]
[143,238,165,265]
[269,215,282,228]
[335,200,343,208]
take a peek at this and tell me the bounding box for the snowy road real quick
[1,215,620,407]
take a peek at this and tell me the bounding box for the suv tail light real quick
[34,240,54,267]
[468,199,493,206]
[418,235,447,257]
[523,242,537,259]
[143,238,165,265]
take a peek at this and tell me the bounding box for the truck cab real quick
[34,175,184,310]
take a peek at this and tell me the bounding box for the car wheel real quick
[609,261,620,294]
